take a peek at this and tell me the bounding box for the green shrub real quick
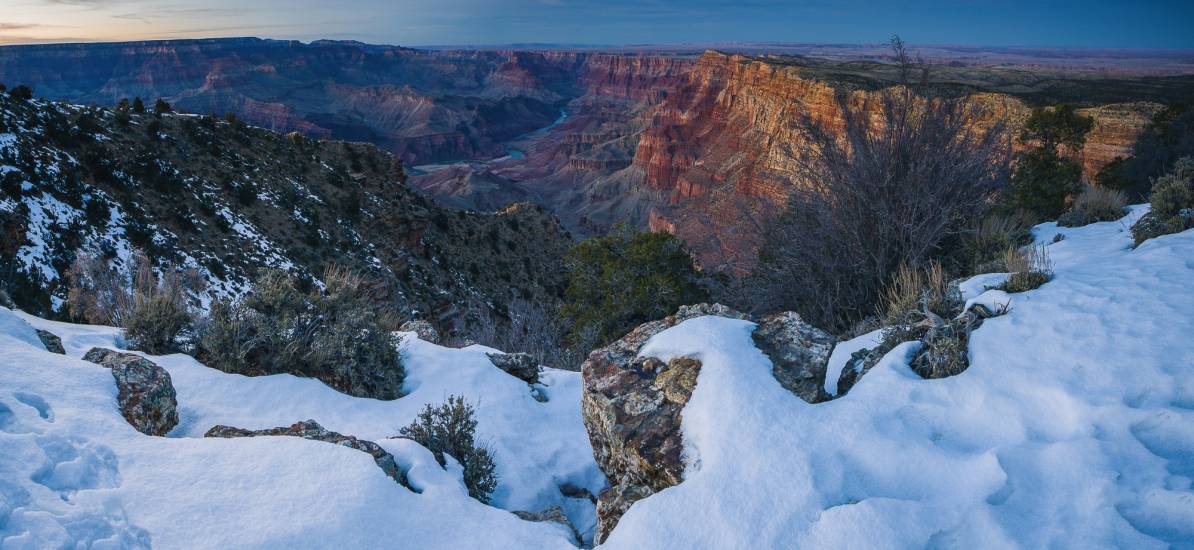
[1057,185,1128,227]
[195,267,404,399]
[1130,157,1194,245]
[399,395,498,504]
[1009,149,1083,220]
[1149,174,1192,219]
[124,293,193,354]
[562,226,707,347]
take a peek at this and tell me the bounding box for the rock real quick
[836,346,883,396]
[399,319,440,344]
[751,312,835,403]
[204,419,409,488]
[486,352,540,384]
[82,347,179,436]
[582,303,747,543]
[512,505,583,546]
[35,329,65,354]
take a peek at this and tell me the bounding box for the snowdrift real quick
[2,206,1193,549]
[0,314,603,548]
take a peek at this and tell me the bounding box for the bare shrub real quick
[67,252,201,353]
[458,297,595,371]
[1000,245,1053,293]
[399,395,498,503]
[1057,185,1128,227]
[748,70,1010,330]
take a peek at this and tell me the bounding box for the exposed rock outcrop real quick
[35,329,64,354]
[581,303,747,543]
[204,419,408,488]
[82,348,179,436]
[486,352,541,384]
[581,303,844,541]
[751,312,836,403]
[399,320,440,344]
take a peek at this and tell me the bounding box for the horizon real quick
[2,1,1192,50]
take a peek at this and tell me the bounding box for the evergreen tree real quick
[153,98,172,117]
[562,226,707,346]
[132,96,145,114]
[1010,104,1093,219]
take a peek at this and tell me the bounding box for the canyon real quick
[3,38,1190,270]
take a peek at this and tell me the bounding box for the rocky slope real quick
[0,92,571,329]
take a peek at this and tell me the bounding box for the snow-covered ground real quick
[3,205,1193,548]
[0,315,603,548]
[603,205,1194,548]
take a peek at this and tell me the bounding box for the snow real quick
[0,313,602,548]
[605,205,1194,548]
[3,204,1193,548]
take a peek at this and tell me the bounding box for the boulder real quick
[486,352,540,384]
[35,329,65,354]
[82,347,179,436]
[205,419,409,488]
[399,319,440,344]
[751,312,835,403]
[512,506,582,546]
[582,303,747,543]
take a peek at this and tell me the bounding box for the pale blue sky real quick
[0,0,1190,48]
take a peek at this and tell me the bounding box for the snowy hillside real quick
[3,206,1194,548]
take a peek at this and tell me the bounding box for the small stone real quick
[35,329,64,354]
[486,352,540,384]
[399,320,440,344]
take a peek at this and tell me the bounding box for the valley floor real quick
[2,205,1193,548]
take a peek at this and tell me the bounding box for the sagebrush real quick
[399,395,498,503]
[194,267,404,399]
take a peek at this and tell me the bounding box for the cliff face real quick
[633,52,1165,270]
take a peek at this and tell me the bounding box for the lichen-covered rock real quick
[35,329,64,354]
[512,506,582,546]
[751,311,835,403]
[581,303,746,543]
[82,347,179,436]
[486,352,540,384]
[204,419,409,488]
[399,319,440,344]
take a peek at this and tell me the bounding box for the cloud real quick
[0,23,40,31]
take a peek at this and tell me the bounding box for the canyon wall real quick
[633,52,1165,270]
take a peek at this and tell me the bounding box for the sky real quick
[0,0,1191,49]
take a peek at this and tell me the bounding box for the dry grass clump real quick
[1057,185,1127,227]
[1000,244,1053,293]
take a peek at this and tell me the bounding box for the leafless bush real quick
[457,296,595,371]
[747,80,1011,331]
